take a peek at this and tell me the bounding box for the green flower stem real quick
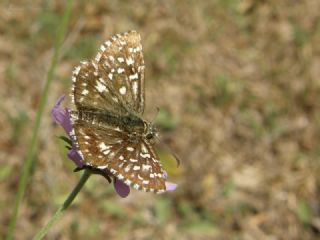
[5,1,73,239]
[33,169,91,240]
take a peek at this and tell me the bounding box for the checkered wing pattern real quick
[74,119,166,192]
[72,61,129,115]
[72,31,145,115]
[71,31,166,193]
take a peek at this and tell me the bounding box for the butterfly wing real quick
[73,119,166,193]
[71,60,128,115]
[96,30,145,115]
[71,31,166,192]
[72,30,145,116]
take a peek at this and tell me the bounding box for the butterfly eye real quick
[146,133,154,140]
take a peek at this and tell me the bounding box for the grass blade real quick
[6,1,73,239]
[33,170,91,240]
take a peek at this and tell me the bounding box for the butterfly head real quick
[144,121,158,141]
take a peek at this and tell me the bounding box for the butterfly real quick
[70,31,167,193]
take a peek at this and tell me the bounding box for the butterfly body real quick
[70,31,166,193]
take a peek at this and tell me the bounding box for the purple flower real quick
[163,171,177,192]
[113,177,130,197]
[51,95,73,134]
[51,95,84,168]
[52,95,177,197]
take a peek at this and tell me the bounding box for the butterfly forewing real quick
[71,30,167,193]
[72,61,128,115]
[95,31,145,115]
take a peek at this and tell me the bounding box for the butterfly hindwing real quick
[73,119,166,193]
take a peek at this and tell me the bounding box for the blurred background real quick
[1,0,320,239]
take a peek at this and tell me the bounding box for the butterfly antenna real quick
[155,135,181,167]
[152,107,160,122]
[152,107,180,166]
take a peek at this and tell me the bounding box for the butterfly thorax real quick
[76,109,157,142]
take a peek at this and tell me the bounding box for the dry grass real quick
[1,0,320,239]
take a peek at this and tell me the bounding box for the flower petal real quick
[67,148,84,168]
[113,177,130,198]
[165,181,177,192]
[51,95,73,133]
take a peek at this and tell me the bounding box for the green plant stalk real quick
[5,1,73,239]
[33,169,91,240]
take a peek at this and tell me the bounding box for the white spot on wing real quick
[142,164,152,171]
[117,68,125,74]
[82,89,89,95]
[92,61,98,70]
[138,66,144,72]
[126,57,134,65]
[73,66,81,75]
[129,73,138,80]
[132,81,138,94]
[127,147,134,151]
[100,45,106,51]
[117,57,124,63]
[95,52,102,61]
[125,179,132,185]
[103,149,111,155]
[119,86,126,95]
[96,81,106,92]
[119,39,126,45]
[109,56,114,62]
[140,153,151,158]
[124,165,131,172]
[97,166,108,169]
[141,144,148,153]
[99,142,108,151]
[133,166,140,170]
[143,180,150,184]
